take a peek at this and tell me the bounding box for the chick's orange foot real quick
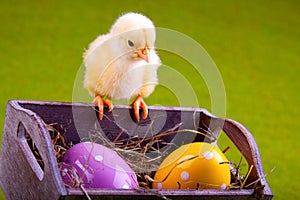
[132,95,148,122]
[93,95,113,120]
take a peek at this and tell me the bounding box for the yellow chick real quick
[83,12,161,121]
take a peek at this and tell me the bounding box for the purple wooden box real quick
[0,100,273,199]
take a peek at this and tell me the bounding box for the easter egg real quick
[153,142,230,190]
[60,142,138,189]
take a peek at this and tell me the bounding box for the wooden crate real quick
[0,100,273,199]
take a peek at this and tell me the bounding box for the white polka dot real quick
[180,171,189,181]
[220,183,227,190]
[61,168,68,176]
[122,184,130,189]
[94,155,103,162]
[203,151,214,160]
[157,183,162,190]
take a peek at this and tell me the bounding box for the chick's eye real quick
[128,40,134,47]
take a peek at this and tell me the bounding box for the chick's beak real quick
[135,46,150,63]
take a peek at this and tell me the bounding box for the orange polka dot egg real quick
[153,142,231,190]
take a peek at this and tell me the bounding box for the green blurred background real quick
[0,0,299,199]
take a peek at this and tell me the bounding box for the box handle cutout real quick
[17,122,45,181]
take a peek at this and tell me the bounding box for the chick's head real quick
[110,12,156,63]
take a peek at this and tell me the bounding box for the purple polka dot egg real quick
[60,142,138,189]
